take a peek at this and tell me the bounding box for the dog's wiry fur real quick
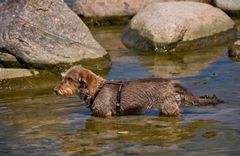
[54,65,223,117]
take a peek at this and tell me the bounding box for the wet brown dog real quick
[54,65,223,117]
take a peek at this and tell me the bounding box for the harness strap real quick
[88,80,125,116]
[88,83,106,108]
[116,83,124,116]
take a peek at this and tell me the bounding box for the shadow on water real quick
[0,25,240,155]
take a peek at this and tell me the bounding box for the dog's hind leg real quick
[159,97,180,116]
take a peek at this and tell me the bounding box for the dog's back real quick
[91,78,223,117]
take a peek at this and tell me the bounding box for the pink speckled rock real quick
[72,0,211,18]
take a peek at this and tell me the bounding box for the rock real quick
[213,0,240,11]
[0,68,39,80]
[72,0,211,23]
[229,40,240,58]
[0,0,111,70]
[0,50,21,67]
[117,131,129,134]
[0,70,60,91]
[121,2,235,52]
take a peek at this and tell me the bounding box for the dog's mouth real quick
[54,88,74,96]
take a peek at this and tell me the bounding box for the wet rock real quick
[121,2,235,53]
[0,68,39,80]
[229,40,240,58]
[72,0,211,24]
[0,0,111,70]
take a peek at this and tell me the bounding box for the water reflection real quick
[0,95,76,138]
[0,94,86,155]
[59,116,235,155]
[137,47,227,78]
[60,116,183,155]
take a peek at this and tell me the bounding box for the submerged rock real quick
[0,68,39,80]
[72,0,211,24]
[121,2,235,53]
[0,0,111,70]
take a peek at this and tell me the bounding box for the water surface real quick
[0,25,240,155]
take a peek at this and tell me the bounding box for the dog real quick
[54,65,223,117]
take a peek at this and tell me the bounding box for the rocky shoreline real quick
[0,0,239,81]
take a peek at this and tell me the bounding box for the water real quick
[0,25,239,155]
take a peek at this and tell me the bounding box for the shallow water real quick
[1,0,240,155]
[0,24,240,155]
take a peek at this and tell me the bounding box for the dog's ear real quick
[81,70,98,96]
[72,66,98,96]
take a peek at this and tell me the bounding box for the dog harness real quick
[89,81,125,116]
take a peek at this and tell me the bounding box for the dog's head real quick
[53,65,99,96]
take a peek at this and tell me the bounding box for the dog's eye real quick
[66,77,73,81]
[79,80,86,87]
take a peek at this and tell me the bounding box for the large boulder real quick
[0,0,111,70]
[72,0,211,21]
[121,2,235,53]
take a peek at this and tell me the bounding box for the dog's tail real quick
[183,94,224,106]
[174,83,224,106]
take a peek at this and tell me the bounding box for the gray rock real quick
[121,2,235,52]
[213,0,240,11]
[72,0,211,20]
[0,68,39,80]
[0,0,110,70]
